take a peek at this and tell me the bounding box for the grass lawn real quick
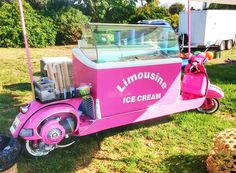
[0,46,235,173]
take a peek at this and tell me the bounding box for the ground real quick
[0,46,235,173]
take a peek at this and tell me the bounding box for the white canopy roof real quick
[192,0,236,5]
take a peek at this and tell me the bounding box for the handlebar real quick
[189,62,199,73]
[189,54,208,65]
[185,54,208,74]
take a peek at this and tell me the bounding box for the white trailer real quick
[178,10,236,50]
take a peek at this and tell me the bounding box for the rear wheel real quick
[24,115,77,156]
[24,140,55,157]
[219,41,225,51]
[196,98,220,114]
[178,33,188,45]
[226,40,233,50]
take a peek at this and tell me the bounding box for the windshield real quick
[80,23,179,63]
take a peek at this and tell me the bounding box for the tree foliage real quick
[26,0,48,10]
[167,14,179,29]
[77,0,137,23]
[129,2,168,23]
[146,0,159,4]
[0,0,183,47]
[0,1,56,47]
[208,3,236,9]
[103,0,137,23]
[169,3,185,15]
[26,0,76,12]
[55,7,89,45]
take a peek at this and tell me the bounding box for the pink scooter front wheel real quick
[197,98,220,114]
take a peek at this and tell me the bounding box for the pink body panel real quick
[79,97,205,136]
[40,119,66,145]
[11,100,42,138]
[22,103,80,141]
[182,73,207,96]
[97,64,181,116]
[73,55,97,98]
[11,98,82,138]
[73,53,182,117]
[207,84,224,98]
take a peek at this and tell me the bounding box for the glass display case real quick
[79,23,179,63]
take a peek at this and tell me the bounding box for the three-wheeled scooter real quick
[8,20,224,156]
[0,1,230,169]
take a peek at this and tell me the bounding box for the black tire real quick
[226,40,233,50]
[196,98,220,114]
[0,134,21,172]
[219,41,225,51]
[178,33,188,45]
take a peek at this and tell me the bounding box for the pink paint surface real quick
[97,64,181,116]
[182,73,207,96]
[79,97,205,136]
[73,53,182,117]
[207,84,224,98]
[11,51,224,141]
[11,98,82,138]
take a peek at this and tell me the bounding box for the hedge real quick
[0,1,56,48]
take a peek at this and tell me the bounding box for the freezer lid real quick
[191,0,236,5]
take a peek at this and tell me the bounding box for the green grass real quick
[0,47,235,173]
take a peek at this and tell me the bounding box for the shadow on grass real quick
[160,154,208,173]
[33,71,42,77]
[18,135,99,173]
[206,62,236,84]
[3,83,31,92]
[98,116,171,140]
[0,92,19,134]
[18,116,172,173]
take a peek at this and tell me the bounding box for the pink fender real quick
[21,104,80,140]
[207,84,224,99]
[11,98,82,138]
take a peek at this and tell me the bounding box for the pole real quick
[188,0,191,57]
[18,0,35,98]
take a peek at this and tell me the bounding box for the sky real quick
[159,0,203,9]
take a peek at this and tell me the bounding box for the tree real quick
[27,0,77,11]
[129,3,168,23]
[169,3,185,15]
[168,14,179,29]
[55,7,89,45]
[77,0,137,23]
[146,0,159,4]
[104,0,137,23]
[208,3,236,9]
[140,0,144,6]
[25,0,88,45]
[26,0,48,10]
[0,0,14,4]
[0,1,56,47]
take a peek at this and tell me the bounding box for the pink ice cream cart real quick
[6,23,223,157]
